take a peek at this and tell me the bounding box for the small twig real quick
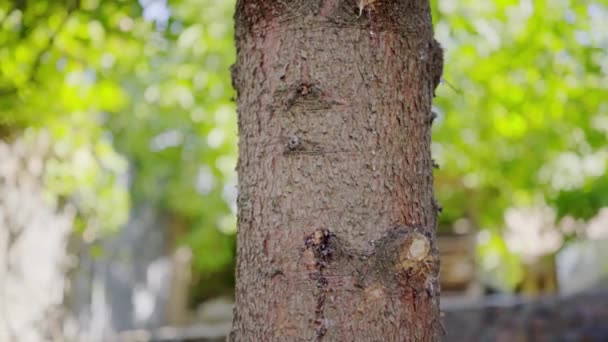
[441,77,463,95]
[28,9,74,83]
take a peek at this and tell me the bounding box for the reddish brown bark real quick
[230,0,443,340]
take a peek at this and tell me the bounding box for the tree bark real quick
[230,0,443,340]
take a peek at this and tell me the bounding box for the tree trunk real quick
[230,0,443,340]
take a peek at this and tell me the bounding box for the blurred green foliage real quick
[107,0,237,274]
[0,0,146,237]
[0,0,237,294]
[432,0,608,226]
[1,0,606,294]
[431,0,608,288]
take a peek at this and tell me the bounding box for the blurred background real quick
[0,0,607,341]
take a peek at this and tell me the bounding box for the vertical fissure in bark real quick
[304,229,336,340]
[232,0,444,340]
[298,226,439,340]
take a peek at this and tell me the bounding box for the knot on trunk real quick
[373,226,437,289]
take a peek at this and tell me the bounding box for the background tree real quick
[230,0,443,339]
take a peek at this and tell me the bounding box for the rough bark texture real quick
[231,0,443,340]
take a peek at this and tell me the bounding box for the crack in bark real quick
[298,227,439,340]
[304,229,336,341]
